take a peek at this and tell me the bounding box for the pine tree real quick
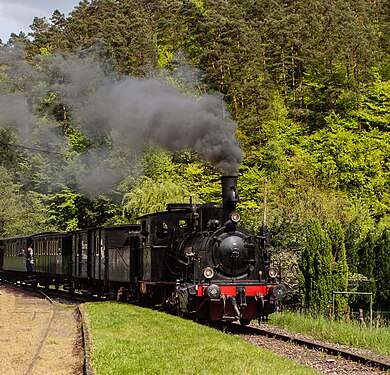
[299,218,333,311]
[357,232,377,307]
[374,229,390,310]
[327,220,348,318]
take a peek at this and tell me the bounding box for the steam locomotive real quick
[0,176,286,324]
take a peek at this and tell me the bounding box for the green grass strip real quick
[83,302,318,375]
[269,311,390,356]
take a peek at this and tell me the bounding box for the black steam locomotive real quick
[0,176,286,324]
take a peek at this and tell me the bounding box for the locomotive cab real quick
[137,207,196,283]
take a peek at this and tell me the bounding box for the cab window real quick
[155,221,168,239]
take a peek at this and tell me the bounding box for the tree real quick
[327,220,348,317]
[299,218,333,310]
[356,232,377,307]
[46,190,122,231]
[0,166,50,236]
[374,228,390,310]
[0,128,22,170]
[357,78,390,131]
[122,177,196,220]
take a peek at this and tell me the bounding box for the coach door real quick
[73,231,89,278]
[89,228,104,280]
[61,235,72,276]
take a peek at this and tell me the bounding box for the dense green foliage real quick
[0,0,388,310]
[83,302,316,374]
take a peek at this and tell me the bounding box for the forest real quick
[0,0,389,312]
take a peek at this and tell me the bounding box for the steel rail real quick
[3,282,87,375]
[25,290,56,375]
[224,323,390,372]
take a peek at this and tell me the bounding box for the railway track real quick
[7,279,103,303]
[0,282,85,375]
[24,290,55,375]
[6,280,390,374]
[221,322,390,373]
[19,286,90,375]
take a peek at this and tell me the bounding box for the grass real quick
[82,302,318,375]
[268,311,390,357]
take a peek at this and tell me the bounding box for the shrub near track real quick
[82,302,317,375]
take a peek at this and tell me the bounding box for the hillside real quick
[0,0,389,310]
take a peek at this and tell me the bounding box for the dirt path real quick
[0,284,83,375]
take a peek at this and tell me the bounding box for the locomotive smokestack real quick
[221,176,239,223]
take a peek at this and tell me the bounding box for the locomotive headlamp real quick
[229,211,241,223]
[267,266,278,279]
[273,284,287,299]
[206,284,221,299]
[203,267,215,279]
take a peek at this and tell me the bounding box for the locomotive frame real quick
[0,176,286,324]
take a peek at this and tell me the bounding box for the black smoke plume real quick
[0,44,242,195]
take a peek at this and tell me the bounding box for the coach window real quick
[75,236,79,257]
[100,239,104,259]
[81,234,88,260]
[95,236,100,256]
